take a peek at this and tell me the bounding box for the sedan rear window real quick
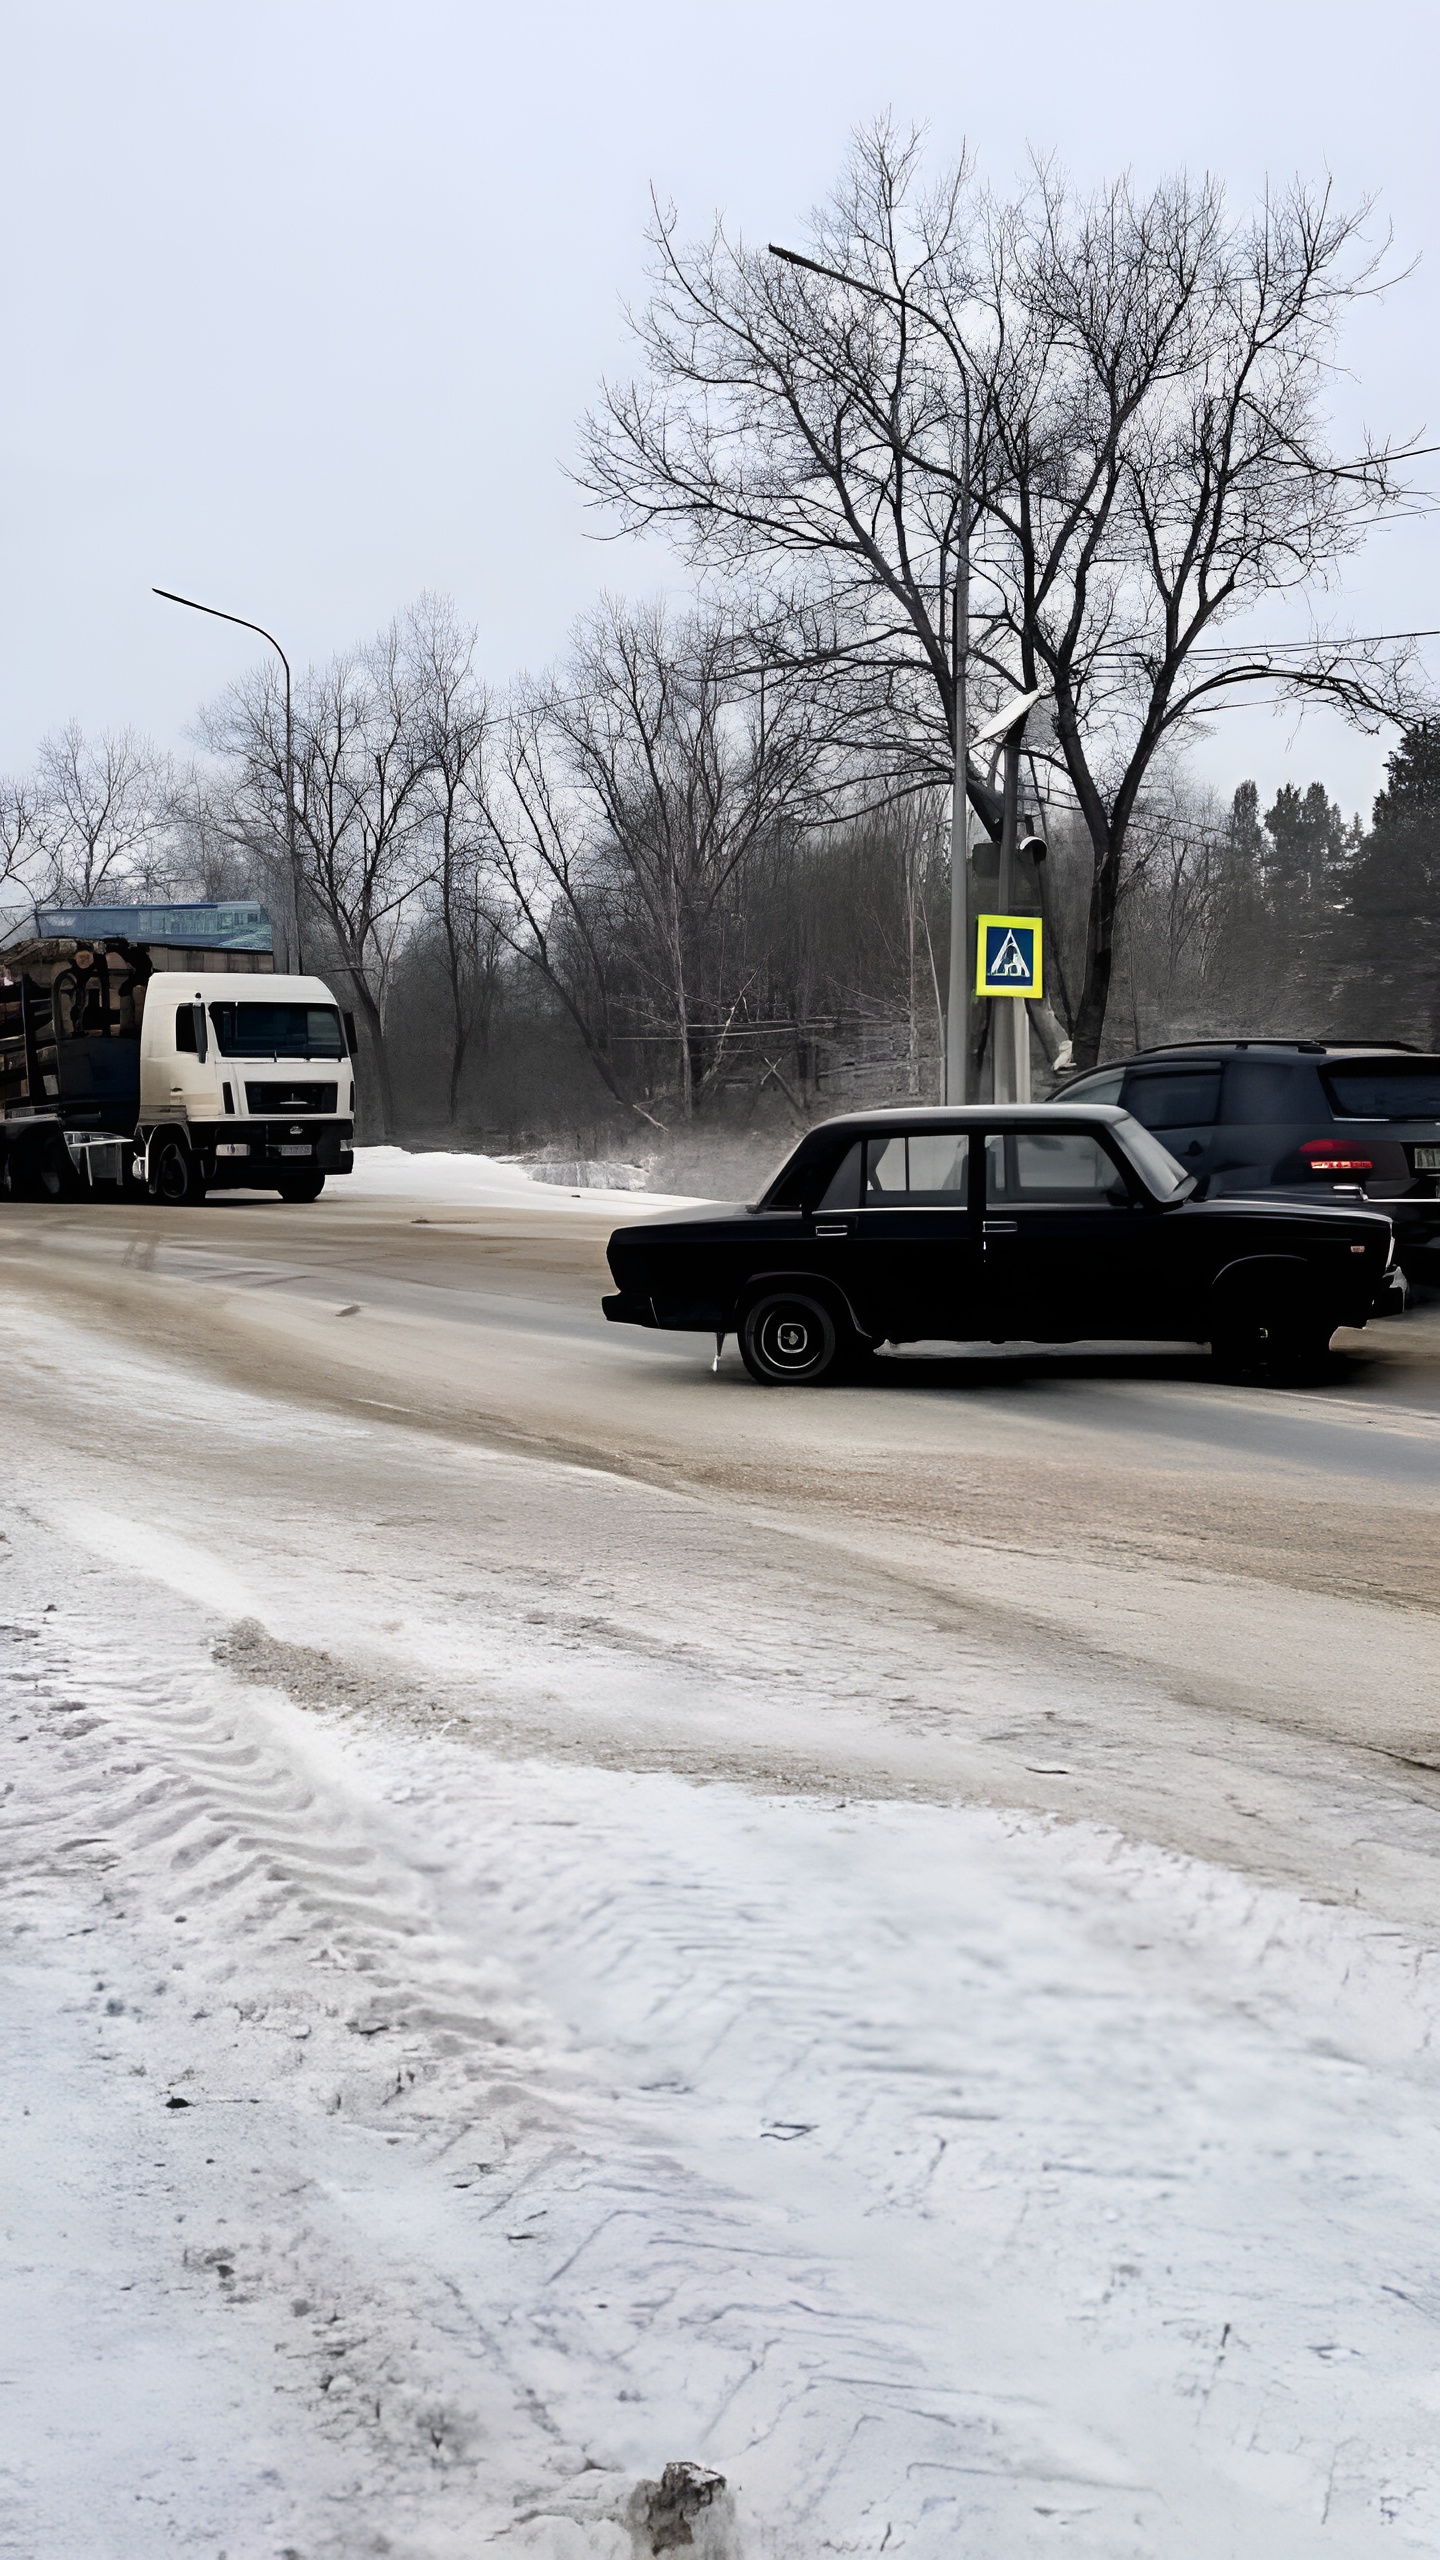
[1321,1061,1440,1120]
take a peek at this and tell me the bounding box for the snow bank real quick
[344,1142,706,1212]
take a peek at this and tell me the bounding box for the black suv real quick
[1057,1042,1440,1283]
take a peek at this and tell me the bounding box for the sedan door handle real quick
[813,1222,850,1238]
[983,1218,1018,1233]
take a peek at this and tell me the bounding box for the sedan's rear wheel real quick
[739,1290,841,1386]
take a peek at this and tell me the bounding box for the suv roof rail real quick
[1319,1036,1420,1053]
[1078,1035,1419,1063]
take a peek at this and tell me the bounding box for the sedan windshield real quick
[1113,1115,1191,1198]
[208,1002,345,1059]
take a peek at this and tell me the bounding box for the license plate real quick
[1415,1145,1440,1171]
[277,1143,312,1157]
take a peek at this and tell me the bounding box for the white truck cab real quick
[135,972,357,1203]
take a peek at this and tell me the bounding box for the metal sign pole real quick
[994,726,1024,1101]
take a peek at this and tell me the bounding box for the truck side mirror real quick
[343,1011,358,1057]
[191,1002,208,1063]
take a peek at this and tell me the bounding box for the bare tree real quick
[0,773,46,911]
[17,724,174,905]
[481,599,835,1123]
[408,598,504,1124]
[581,126,1424,1062]
[159,763,258,901]
[209,620,432,1134]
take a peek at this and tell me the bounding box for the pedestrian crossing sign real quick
[976,914,1043,1000]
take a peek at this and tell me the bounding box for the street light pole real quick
[945,441,971,1105]
[152,587,305,970]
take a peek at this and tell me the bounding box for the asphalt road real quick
[2,1184,1438,1933]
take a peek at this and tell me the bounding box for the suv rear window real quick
[1321,1060,1440,1119]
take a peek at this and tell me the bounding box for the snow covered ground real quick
[344,1144,705,1213]
[2,1229,1439,2556]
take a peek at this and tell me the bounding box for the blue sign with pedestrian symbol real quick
[975,913,1043,1000]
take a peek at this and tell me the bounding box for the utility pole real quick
[994,720,1030,1102]
[152,587,305,970]
[970,688,1044,1103]
[945,446,972,1104]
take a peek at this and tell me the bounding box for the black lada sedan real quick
[602,1105,1395,1385]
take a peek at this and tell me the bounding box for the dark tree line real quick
[1103,723,1440,1053]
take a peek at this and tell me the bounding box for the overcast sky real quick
[2,0,1437,820]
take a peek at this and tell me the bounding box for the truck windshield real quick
[208,1002,345,1059]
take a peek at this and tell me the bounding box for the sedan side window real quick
[861,1132,969,1204]
[907,1133,968,1198]
[866,1135,909,1196]
[814,1141,863,1209]
[987,1131,1131,1205]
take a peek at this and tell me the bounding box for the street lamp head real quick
[969,686,1045,752]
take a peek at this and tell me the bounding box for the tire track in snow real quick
[0,1541,1187,2558]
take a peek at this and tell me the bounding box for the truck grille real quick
[244,1082,337,1114]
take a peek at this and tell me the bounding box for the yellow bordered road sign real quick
[976,913,1043,1000]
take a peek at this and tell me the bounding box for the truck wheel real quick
[739,1289,842,1386]
[3,1129,74,1201]
[276,1172,325,1202]
[151,1137,207,1206]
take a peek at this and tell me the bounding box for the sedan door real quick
[981,1125,1156,1340]
[811,1129,983,1342]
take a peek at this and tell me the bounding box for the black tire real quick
[4,1129,75,1202]
[1211,1295,1335,1383]
[1264,1314,1339,1383]
[151,1136,207,1206]
[739,1289,843,1386]
[276,1172,325,1203]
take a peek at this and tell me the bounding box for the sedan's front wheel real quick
[739,1290,841,1386]
[1211,1300,1337,1382]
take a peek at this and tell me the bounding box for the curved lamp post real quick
[152,586,305,970]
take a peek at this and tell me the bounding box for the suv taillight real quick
[1301,1139,1374,1173]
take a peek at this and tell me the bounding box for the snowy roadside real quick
[343,1145,709,1215]
[3,1361,1440,2550]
